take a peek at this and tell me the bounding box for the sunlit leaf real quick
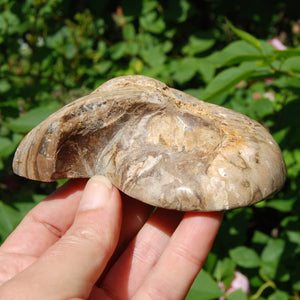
[226,19,263,53]
[285,56,300,72]
[122,23,135,40]
[0,79,11,93]
[182,33,216,55]
[207,40,263,67]
[200,66,256,101]
[140,11,165,33]
[187,270,225,300]
[273,48,300,59]
[0,201,20,241]
[230,246,261,268]
[165,0,192,23]
[261,239,285,279]
[6,104,60,133]
[226,289,248,300]
[268,290,289,300]
[171,57,198,84]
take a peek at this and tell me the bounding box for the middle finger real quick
[98,208,183,298]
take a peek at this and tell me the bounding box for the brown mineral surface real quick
[13,75,286,211]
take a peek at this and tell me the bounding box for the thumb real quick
[2,175,122,300]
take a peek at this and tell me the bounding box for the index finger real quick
[0,179,87,256]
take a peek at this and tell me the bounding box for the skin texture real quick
[0,176,222,300]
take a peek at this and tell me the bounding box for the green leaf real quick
[0,10,21,35]
[226,289,248,300]
[141,0,158,14]
[200,66,256,101]
[261,239,285,279]
[126,41,139,56]
[0,79,11,93]
[162,40,173,53]
[110,42,127,60]
[94,61,112,75]
[286,229,300,248]
[186,269,225,300]
[252,230,270,244]
[165,0,192,23]
[171,57,198,84]
[184,88,203,99]
[0,134,22,159]
[0,194,43,243]
[281,216,300,248]
[285,56,300,72]
[197,59,216,83]
[204,252,218,273]
[182,33,216,56]
[226,19,263,53]
[122,23,135,40]
[252,98,274,118]
[207,40,264,68]
[265,198,295,213]
[293,275,300,291]
[64,42,77,59]
[140,46,166,67]
[230,246,261,268]
[129,58,144,73]
[0,137,13,158]
[0,201,20,241]
[140,11,165,34]
[239,61,273,79]
[273,48,300,59]
[6,104,60,133]
[268,290,289,300]
[214,258,235,285]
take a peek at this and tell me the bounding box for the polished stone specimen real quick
[13,75,286,211]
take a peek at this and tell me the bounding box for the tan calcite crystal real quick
[13,75,286,211]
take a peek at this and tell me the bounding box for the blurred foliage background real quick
[0,0,300,299]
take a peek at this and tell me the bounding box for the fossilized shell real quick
[13,75,286,211]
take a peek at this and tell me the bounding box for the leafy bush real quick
[1,0,300,299]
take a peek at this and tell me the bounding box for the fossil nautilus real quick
[13,75,286,211]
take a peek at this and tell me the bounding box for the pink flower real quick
[264,91,275,101]
[268,38,286,50]
[252,92,261,100]
[219,271,250,299]
[292,23,300,35]
[264,78,274,85]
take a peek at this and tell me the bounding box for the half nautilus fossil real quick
[13,75,286,211]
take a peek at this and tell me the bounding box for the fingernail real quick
[79,175,113,211]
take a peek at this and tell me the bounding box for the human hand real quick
[0,176,222,300]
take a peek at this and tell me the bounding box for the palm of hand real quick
[0,178,222,299]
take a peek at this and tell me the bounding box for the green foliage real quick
[187,269,225,300]
[1,0,300,299]
[230,246,261,268]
